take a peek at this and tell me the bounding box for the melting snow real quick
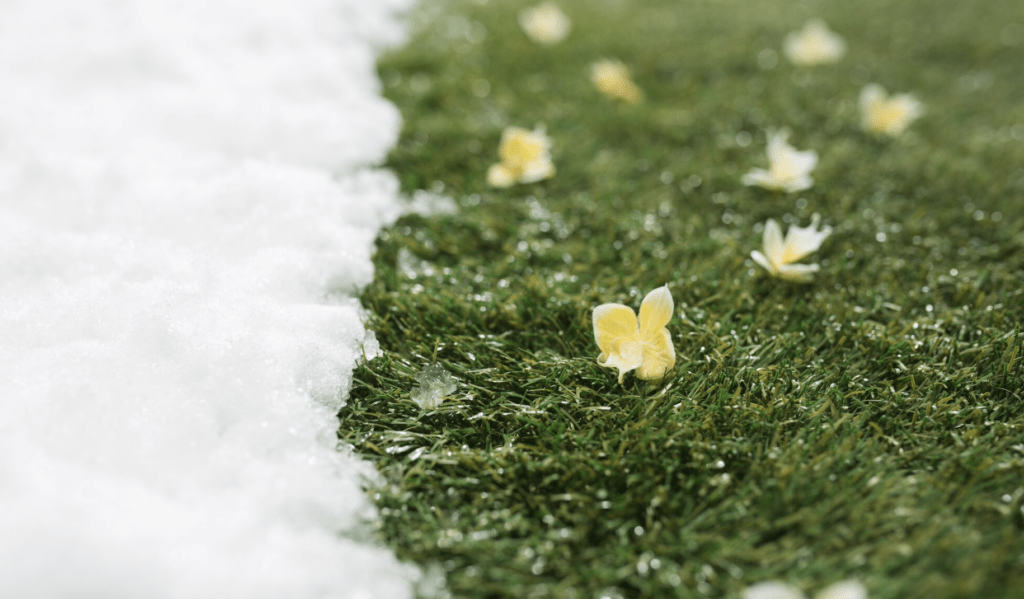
[0,0,422,597]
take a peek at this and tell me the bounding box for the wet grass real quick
[338,0,1024,597]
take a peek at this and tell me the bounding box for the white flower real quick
[486,125,555,188]
[518,2,571,45]
[741,130,818,193]
[783,19,846,65]
[591,59,643,104]
[751,214,832,282]
[744,580,867,599]
[859,83,924,136]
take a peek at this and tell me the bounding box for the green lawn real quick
[338,0,1024,597]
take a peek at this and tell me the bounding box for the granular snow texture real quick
[0,1,420,597]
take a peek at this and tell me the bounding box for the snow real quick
[0,1,423,597]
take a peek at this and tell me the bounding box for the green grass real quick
[338,0,1024,597]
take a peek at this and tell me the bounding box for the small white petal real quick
[783,213,832,261]
[789,149,818,175]
[487,163,516,188]
[859,84,887,112]
[815,580,868,599]
[742,168,777,188]
[781,174,814,193]
[743,581,807,599]
[519,157,555,183]
[766,129,793,163]
[762,218,786,267]
[751,250,775,274]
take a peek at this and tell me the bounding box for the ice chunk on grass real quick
[363,330,382,361]
[411,364,457,409]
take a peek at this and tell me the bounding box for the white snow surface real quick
[0,1,421,597]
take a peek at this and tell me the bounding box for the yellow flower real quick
[741,130,818,193]
[783,19,846,65]
[751,214,832,282]
[518,2,571,46]
[591,59,643,104]
[859,83,924,136]
[486,125,556,188]
[593,285,676,384]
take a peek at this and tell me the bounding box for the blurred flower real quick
[816,581,868,599]
[591,59,643,104]
[486,125,555,187]
[519,2,571,45]
[593,285,675,384]
[859,83,924,136]
[751,214,832,282]
[744,580,868,599]
[743,581,805,599]
[783,19,846,65]
[741,130,818,193]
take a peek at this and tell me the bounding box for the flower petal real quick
[486,163,516,188]
[814,580,867,599]
[636,327,675,381]
[593,303,640,357]
[765,129,793,164]
[638,285,673,337]
[741,168,780,189]
[750,250,775,274]
[859,83,886,114]
[763,218,786,268]
[781,213,831,263]
[743,581,807,599]
[599,340,644,384]
[519,157,555,183]
[789,148,818,175]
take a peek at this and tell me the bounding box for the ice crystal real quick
[363,330,382,361]
[411,363,457,409]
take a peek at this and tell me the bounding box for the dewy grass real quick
[338,0,1024,597]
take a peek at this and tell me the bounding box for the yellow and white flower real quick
[743,579,867,599]
[591,59,643,104]
[783,19,846,65]
[518,2,571,45]
[751,214,832,282]
[741,130,818,193]
[859,83,924,136]
[593,285,676,384]
[486,125,555,188]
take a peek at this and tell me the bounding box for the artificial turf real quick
[337,0,1024,597]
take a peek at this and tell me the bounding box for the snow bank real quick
[0,1,419,597]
